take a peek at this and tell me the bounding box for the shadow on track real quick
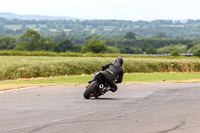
[91,97,122,100]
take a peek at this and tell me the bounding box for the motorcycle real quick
[83,71,109,99]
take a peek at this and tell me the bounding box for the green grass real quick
[124,72,200,82]
[1,72,200,85]
[0,75,92,84]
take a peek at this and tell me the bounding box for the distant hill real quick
[1,13,200,39]
[0,12,80,20]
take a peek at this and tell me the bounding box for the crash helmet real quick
[114,56,123,65]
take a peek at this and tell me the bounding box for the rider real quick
[101,56,124,94]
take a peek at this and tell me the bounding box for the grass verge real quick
[0,72,200,91]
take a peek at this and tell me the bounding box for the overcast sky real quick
[0,0,200,20]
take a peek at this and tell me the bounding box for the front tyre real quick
[83,81,99,99]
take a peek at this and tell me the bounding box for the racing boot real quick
[101,86,110,95]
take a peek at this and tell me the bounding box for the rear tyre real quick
[83,81,99,99]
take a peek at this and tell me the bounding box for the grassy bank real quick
[0,72,200,91]
[0,56,200,80]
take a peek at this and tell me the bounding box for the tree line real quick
[0,29,118,53]
[1,29,200,56]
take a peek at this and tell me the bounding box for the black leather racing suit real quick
[101,62,124,92]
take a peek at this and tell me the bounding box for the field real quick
[0,56,200,80]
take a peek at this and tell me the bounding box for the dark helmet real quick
[115,56,123,65]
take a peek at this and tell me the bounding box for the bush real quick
[81,38,107,53]
[106,46,120,53]
[193,49,200,57]
[171,50,180,56]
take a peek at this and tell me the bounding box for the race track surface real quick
[0,83,200,133]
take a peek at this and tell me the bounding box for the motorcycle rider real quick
[89,57,124,94]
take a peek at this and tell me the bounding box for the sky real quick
[0,0,200,20]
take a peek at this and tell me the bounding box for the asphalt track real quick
[0,83,200,133]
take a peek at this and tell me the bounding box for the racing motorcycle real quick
[83,71,109,99]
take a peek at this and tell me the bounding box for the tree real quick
[81,38,107,53]
[157,44,187,54]
[0,36,16,50]
[171,50,180,56]
[124,32,136,39]
[19,29,45,51]
[71,44,82,52]
[129,47,143,54]
[106,46,120,53]
[157,46,176,54]
[121,47,143,54]
[42,40,57,51]
[156,32,168,38]
[52,31,66,42]
[188,43,200,53]
[145,46,157,54]
[56,39,73,52]
[193,49,200,57]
